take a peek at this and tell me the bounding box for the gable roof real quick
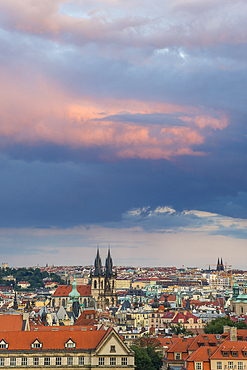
[188,334,220,351]
[186,346,217,362]
[53,285,91,297]
[167,337,194,353]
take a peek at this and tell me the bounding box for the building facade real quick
[0,327,135,369]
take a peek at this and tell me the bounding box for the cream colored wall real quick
[132,281,147,289]
[116,279,131,289]
[211,359,247,370]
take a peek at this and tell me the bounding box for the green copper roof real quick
[233,280,239,288]
[69,276,80,301]
[244,282,247,288]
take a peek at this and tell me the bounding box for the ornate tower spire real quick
[94,244,102,276]
[105,244,113,276]
[221,258,224,271]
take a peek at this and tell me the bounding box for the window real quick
[67,357,73,366]
[243,352,247,357]
[33,358,39,366]
[195,363,202,370]
[32,342,42,349]
[122,357,128,365]
[44,357,50,366]
[232,352,238,357]
[10,358,16,366]
[223,352,229,357]
[0,341,7,349]
[228,362,233,369]
[56,357,61,366]
[110,345,116,352]
[217,362,222,369]
[66,341,76,348]
[0,359,4,367]
[22,358,27,366]
[238,363,243,370]
[99,357,104,366]
[110,357,116,366]
[79,357,84,365]
[175,353,181,360]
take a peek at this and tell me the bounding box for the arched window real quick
[62,299,65,307]
[94,280,97,289]
[112,280,114,289]
[101,280,104,289]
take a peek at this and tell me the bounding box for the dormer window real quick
[223,351,229,357]
[232,351,238,357]
[31,339,42,349]
[0,340,8,349]
[65,339,76,349]
[242,351,247,357]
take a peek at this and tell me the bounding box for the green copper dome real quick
[69,276,80,302]
[233,280,239,288]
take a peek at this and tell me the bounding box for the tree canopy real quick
[204,316,247,334]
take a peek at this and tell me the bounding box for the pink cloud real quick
[1,0,247,54]
[0,65,229,160]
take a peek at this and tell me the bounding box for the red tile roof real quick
[210,341,247,360]
[0,315,23,331]
[53,285,91,297]
[0,330,107,350]
[186,346,217,362]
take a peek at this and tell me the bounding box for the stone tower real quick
[91,247,117,310]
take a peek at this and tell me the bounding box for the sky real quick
[1,0,247,268]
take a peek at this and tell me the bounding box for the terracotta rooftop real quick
[53,285,91,297]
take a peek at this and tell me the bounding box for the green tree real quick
[131,345,155,370]
[204,317,235,334]
[170,323,187,335]
[146,344,163,369]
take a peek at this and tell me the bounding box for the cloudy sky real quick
[0,0,247,268]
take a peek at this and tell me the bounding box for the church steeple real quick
[105,246,113,276]
[94,246,102,276]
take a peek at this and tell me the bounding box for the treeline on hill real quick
[0,267,65,290]
[204,316,247,334]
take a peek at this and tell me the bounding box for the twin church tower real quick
[90,248,117,310]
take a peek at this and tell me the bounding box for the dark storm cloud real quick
[0,0,247,268]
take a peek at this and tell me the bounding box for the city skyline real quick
[0,0,247,267]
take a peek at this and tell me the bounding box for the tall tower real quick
[104,247,117,307]
[91,246,117,310]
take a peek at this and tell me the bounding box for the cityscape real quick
[1,0,247,369]
[0,253,246,369]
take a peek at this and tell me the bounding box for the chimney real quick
[230,327,237,341]
[223,326,231,333]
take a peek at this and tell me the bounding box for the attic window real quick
[110,345,116,353]
[65,339,76,349]
[0,340,8,349]
[232,352,238,357]
[242,351,247,357]
[31,340,42,349]
[223,351,229,357]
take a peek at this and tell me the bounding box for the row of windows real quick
[217,361,244,369]
[223,351,247,358]
[99,357,127,366]
[0,357,128,367]
[0,357,84,367]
